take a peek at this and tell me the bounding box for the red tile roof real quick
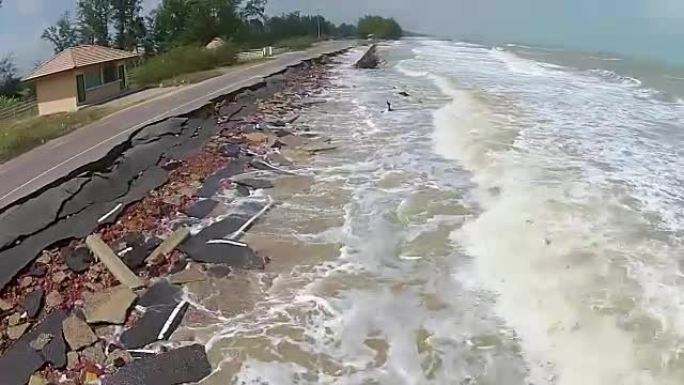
[23,45,138,81]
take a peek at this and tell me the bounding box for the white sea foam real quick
[399,39,684,385]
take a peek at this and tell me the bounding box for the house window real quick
[84,67,102,89]
[103,63,118,83]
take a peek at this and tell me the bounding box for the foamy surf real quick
[180,40,684,385]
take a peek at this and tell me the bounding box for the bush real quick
[131,43,238,87]
[274,36,315,50]
[0,95,21,109]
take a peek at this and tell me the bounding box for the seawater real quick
[184,40,684,385]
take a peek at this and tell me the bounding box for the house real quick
[23,45,138,116]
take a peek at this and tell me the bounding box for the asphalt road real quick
[0,41,353,211]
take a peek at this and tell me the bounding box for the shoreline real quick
[0,46,358,385]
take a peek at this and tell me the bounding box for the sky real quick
[2,0,684,73]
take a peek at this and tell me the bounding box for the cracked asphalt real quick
[0,41,353,211]
[0,42,353,291]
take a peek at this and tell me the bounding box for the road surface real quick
[0,41,353,211]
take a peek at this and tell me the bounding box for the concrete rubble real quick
[0,48,348,384]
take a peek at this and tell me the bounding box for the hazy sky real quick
[2,0,684,72]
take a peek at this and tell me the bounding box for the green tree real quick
[336,23,357,38]
[111,0,144,50]
[0,55,20,97]
[42,12,80,53]
[357,15,402,40]
[77,0,111,45]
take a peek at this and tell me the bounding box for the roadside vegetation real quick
[131,44,238,87]
[0,108,111,162]
[0,0,404,161]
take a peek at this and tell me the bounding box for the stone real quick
[244,132,269,143]
[83,285,137,324]
[182,199,218,219]
[168,265,206,285]
[0,298,11,311]
[52,271,68,284]
[28,374,48,385]
[221,143,241,158]
[104,349,133,368]
[7,323,30,340]
[81,342,106,365]
[236,184,250,197]
[28,263,48,278]
[8,312,22,326]
[267,152,293,166]
[63,315,98,350]
[67,351,80,370]
[0,310,68,385]
[29,333,53,350]
[83,371,100,385]
[120,281,186,349]
[65,247,95,273]
[121,237,160,270]
[45,291,63,309]
[235,178,274,190]
[20,276,34,288]
[102,344,212,385]
[22,289,44,318]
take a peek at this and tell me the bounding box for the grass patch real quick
[274,36,316,50]
[131,44,238,87]
[0,108,111,162]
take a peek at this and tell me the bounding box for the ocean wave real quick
[587,69,643,86]
[589,56,624,61]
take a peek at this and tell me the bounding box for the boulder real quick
[83,286,136,324]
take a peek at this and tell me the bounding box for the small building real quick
[23,45,138,116]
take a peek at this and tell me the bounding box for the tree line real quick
[0,0,403,102]
[39,0,368,55]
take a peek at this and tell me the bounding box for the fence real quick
[0,98,38,123]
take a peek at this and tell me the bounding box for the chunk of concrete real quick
[83,285,137,324]
[63,315,98,350]
[86,235,143,290]
[102,344,212,385]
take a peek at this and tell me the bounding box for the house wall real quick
[36,70,78,116]
[76,60,129,106]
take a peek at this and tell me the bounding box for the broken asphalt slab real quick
[183,199,218,219]
[102,344,211,385]
[0,310,68,385]
[120,280,186,349]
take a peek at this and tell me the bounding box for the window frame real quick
[82,62,121,91]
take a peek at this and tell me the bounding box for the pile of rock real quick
[0,56,337,385]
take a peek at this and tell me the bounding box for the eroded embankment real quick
[0,47,349,385]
